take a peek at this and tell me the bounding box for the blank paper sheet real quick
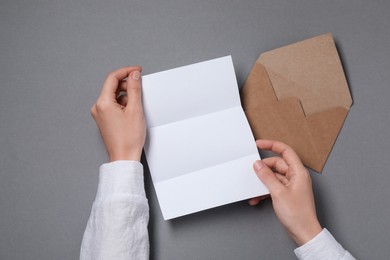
[142,56,269,220]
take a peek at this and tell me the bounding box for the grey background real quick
[1,0,389,259]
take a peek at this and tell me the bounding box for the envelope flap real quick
[241,56,351,173]
[258,33,352,116]
[306,106,349,171]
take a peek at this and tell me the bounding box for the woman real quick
[80,66,355,260]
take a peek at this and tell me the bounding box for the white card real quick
[142,56,269,220]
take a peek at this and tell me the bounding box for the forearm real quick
[80,161,149,260]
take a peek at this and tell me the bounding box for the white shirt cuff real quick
[96,160,145,200]
[294,228,351,260]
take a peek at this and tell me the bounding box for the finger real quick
[261,157,290,184]
[256,139,303,168]
[100,66,142,100]
[248,194,270,206]
[275,173,289,185]
[125,70,143,111]
[253,160,284,194]
[262,157,288,175]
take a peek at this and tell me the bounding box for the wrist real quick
[292,220,322,246]
[108,150,142,162]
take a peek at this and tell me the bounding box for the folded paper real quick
[142,56,268,220]
[241,33,352,172]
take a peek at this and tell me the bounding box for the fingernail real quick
[131,71,141,81]
[254,161,263,171]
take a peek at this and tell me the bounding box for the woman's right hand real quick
[250,140,322,246]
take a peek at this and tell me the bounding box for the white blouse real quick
[80,161,355,260]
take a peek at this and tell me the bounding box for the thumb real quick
[126,70,142,109]
[253,160,283,194]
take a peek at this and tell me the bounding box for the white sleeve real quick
[80,161,149,260]
[294,228,355,260]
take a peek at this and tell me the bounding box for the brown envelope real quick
[241,33,352,172]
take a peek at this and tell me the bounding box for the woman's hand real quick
[250,140,322,246]
[91,66,146,162]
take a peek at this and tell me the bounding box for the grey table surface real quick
[1,0,389,259]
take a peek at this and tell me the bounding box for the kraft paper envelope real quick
[241,33,352,172]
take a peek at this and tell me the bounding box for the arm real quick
[80,67,149,260]
[250,140,355,260]
[80,161,149,260]
[294,228,355,260]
